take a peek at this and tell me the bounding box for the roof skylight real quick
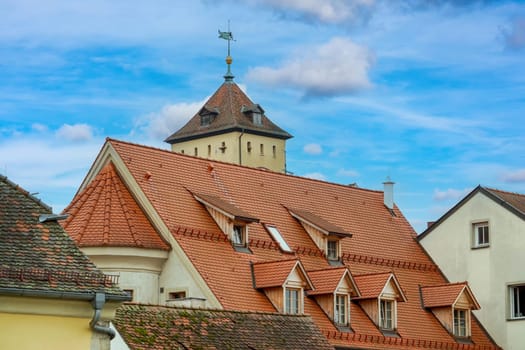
[265,224,293,253]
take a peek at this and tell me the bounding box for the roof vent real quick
[383,177,395,210]
[39,213,69,222]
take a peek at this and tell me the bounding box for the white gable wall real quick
[420,191,525,350]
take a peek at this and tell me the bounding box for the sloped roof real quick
[114,304,334,350]
[289,208,352,237]
[69,138,499,349]
[164,82,292,143]
[307,267,359,296]
[420,185,525,239]
[62,162,169,251]
[252,259,312,290]
[0,175,125,298]
[193,192,259,223]
[421,282,480,309]
[353,272,406,301]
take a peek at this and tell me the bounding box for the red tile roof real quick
[193,192,259,222]
[62,162,169,251]
[353,272,396,299]
[485,187,525,215]
[307,267,357,296]
[67,138,499,349]
[252,259,312,289]
[421,282,480,309]
[165,82,292,143]
[289,208,352,236]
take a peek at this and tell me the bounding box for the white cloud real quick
[32,123,48,132]
[247,37,374,96]
[55,123,93,141]
[501,169,525,183]
[337,168,359,177]
[303,143,322,155]
[303,172,327,181]
[134,99,207,140]
[502,16,525,50]
[433,188,470,201]
[252,0,375,25]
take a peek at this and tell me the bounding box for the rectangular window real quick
[272,145,276,158]
[265,225,292,253]
[285,288,300,314]
[207,145,211,157]
[327,240,339,260]
[335,294,348,325]
[260,143,264,155]
[453,309,467,337]
[194,147,198,156]
[247,141,252,153]
[472,222,489,248]
[232,225,245,246]
[379,299,394,330]
[168,291,186,300]
[510,284,525,319]
[123,289,134,301]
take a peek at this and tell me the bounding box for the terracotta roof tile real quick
[307,267,355,295]
[252,259,302,289]
[114,304,333,350]
[165,82,292,143]
[289,208,351,236]
[193,192,259,222]
[68,138,499,349]
[421,282,480,309]
[0,175,125,297]
[62,162,169,251]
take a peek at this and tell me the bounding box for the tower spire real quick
[218,21,235,82]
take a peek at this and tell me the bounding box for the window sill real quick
[380,329,399,337]
[471,244,490,250]
[233,245,252,254]
[507,317,525,321]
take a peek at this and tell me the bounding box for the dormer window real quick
[252,259,313,316]
[285,288,301,314]
[288,208,352,264]
[353,272,407,334]
[252,111,262,125]
[192,192,259,253]
[420,282,480,339]
[232,225,246,246]
[335,294,349,326]
[327,240,339,261]
[453,308,468,337]
[307,267,360,330]
[380,299,395,330]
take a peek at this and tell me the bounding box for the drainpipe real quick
[238,129,245,166]
[90,292,116,340]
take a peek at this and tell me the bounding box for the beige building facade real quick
[419,186,525,350]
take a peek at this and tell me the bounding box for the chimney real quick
[383,176,395,210]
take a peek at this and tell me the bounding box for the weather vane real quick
[218,20,235,82]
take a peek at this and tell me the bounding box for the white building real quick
[419,185,525,350]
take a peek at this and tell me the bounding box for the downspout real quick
[238,128,245,166]
[90,292,116,340]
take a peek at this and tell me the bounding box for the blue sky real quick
[1,0,524,233]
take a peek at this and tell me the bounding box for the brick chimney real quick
[383,177,395,210]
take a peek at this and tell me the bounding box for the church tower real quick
[164,30,292,173]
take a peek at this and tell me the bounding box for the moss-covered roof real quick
[114,304,334,350]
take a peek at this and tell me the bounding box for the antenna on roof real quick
[218,20,235,83]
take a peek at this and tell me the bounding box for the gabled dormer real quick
[288,208,352,264]
[198,106,219,127]
[241,104,264,125]
[420,282,481,339]
[353,272,407,334]
[252,259,313,314]
[307,267,360,329]
[192,192,259,252]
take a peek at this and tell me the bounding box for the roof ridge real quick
[107,138,385,194]
[0,174,52,213]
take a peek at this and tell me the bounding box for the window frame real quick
[335,293,349,326]
[232,225,246,246]
[509,284,525,320]
[285,287,302,315]
[472,221,490,248]
[326,240,339,261]
[379,298,395,331]
[453,308,468,337]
